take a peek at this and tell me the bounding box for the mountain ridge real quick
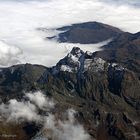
[47,21,124,44]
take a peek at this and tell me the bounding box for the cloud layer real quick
[0,0,139,67]
[0,41,22,67]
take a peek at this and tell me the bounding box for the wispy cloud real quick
[41,109,90,140]
[0,98,40,122]
[25,91,55,110]
[0,91,90,140]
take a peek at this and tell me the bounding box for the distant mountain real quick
[47,22,123,44]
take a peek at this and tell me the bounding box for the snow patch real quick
[60,65,73,72]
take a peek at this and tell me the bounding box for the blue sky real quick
[101,0,140,6]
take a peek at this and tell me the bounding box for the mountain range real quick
[0,21,140,140]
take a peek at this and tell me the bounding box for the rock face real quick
[47,22,123,44]
[94,32,140,76]
[0,47,139,140]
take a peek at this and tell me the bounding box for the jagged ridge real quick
[0,47,139,140]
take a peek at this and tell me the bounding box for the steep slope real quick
[94,32,140,76]
[0,47,139,140]
[47,22,123,44]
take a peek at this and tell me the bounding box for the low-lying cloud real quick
[41,109,90,140]
[0,0,139,67]
[0,99,40,122]
[0,91,54,122]
[0,91,90,140]
[25,91,55,110]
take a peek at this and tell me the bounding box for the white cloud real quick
[0,91,54,122]
[0,99,40,122]
[0,40,22,67]
[0,0,139,67]
[25,91,55,110]
[42,108,90,140]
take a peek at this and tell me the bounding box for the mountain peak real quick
[54,47,85,73]
[52,47,108,74]
[68,47,84,58]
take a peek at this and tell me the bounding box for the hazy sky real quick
[0,0,140,67]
